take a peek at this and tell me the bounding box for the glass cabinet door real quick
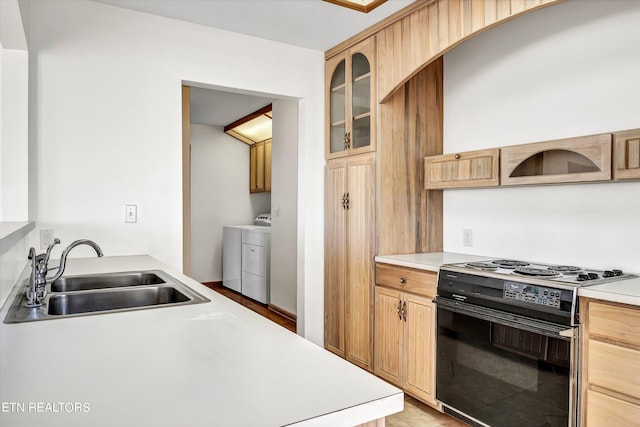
[329,59,347,155]
[326,37,375,160]
[351,52,371,150]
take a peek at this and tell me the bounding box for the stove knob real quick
[603,270,615,278]
[577,274,589,281]
[588,273,599,280]
[613,269,623,276]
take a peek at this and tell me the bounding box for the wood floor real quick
[204,282,466,426]
[203,282,296,333]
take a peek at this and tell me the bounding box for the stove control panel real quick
[503,281,561,308]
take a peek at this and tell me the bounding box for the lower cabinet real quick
[580,298,640,425]
[374,263,438,407]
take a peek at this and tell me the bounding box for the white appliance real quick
[222,214,271,303]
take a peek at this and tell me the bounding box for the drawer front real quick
[242,244,266,276]
[375,263,436,298]
[588,339,640,399]
[589,301,640,347]
[586,389,640,426]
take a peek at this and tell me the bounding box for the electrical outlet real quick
[125,204,137,223]
[40,229,54,249]
[463,229,473,247]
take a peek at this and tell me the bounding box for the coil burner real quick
[491,259,530,269]
[549,266,582,274]
[514,267,561,277]
[465,262,498,271]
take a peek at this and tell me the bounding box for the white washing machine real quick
[222,215,271,303]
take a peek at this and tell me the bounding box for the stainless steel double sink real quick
[3,270,210,323]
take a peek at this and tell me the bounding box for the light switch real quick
[125,204,137,223]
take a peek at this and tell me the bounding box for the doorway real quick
[181,83,299,330]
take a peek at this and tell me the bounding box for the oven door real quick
[435,297,578,427]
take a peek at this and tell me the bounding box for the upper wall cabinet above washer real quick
[500,134,612,186]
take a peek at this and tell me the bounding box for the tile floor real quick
[204,282,468,426]
[387,395,468,427]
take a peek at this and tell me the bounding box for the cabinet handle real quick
[343,132,351,150]
[402,301,407,321]
[455,153,461,159]
[399,277,406,284]
[397,300,402,320]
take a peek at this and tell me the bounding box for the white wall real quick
[443,0,640,271]
[270,100,298,315]
[0,0,29,222]
[190,124,270,283]
[28,1,325,343]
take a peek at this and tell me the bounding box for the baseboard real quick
[268,303,296,322]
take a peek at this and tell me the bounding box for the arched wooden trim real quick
[377,0,565,104]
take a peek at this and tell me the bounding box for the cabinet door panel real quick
[589,301,640,347]
[613,129,640,180]
[346,155,375,370]
[249,144,257,192]
[374,287,403,386]
[424,148,499,189]
[324,160,347,357]
[255,141,265,192]
[588,339,640,399]
[586,389,640,426]
[265,140,272,192]
[404,294,435,403]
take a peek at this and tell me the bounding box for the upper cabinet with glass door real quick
[326,37,376,159]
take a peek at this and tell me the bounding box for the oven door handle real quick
[559,328,575,338]
[435,296,575,340]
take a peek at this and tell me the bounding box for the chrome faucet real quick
[26,239,103,307]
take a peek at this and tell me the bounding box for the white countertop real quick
[0,256,402,427]
[374,252,492,272]
[578,276,640,307]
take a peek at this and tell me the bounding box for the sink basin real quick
[51,272,165,292]
[48,287,189,315]
[3,270,210,323]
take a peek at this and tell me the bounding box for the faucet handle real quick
[28,247,36,260]
[44,238,61,263]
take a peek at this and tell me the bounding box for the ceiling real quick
[90,0,414,51]
[190,87,275,127]
[90,0,414,128]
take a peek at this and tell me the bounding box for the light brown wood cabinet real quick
[324,153,375,371]
[580,298,640,425]
[424,148,499,189]
[501,133,612,186]
[374,263,438,407]
[613,129,640,180]
[265,140,272,192]
[326,37,376,160]
[249,140,271,193]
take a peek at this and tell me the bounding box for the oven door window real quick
[437,306,571,426]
